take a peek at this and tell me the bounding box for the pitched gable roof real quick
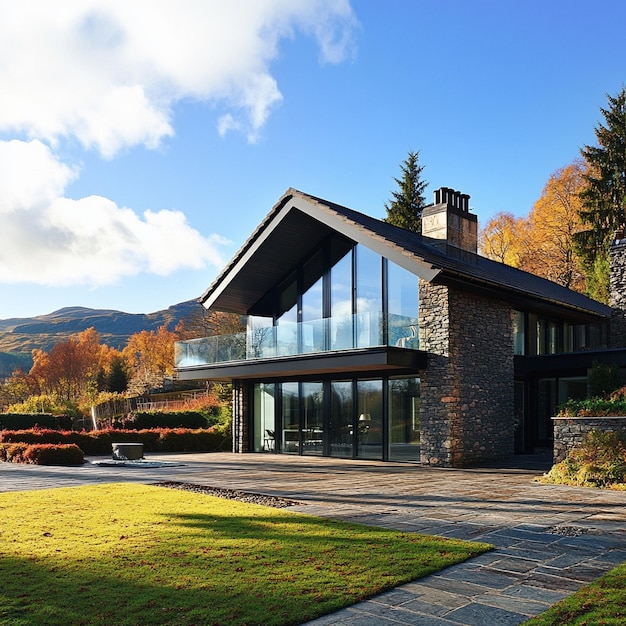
[201,188,611,321]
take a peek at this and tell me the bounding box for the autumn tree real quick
[28,328,118,403]
[122,325,178,395]
[479,212,527,266]
[575,86,626,301]
[0,367,37,410]
[384,150,428,232]
[520,161,587,291]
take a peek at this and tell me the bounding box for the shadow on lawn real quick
[0,552,330,626]
[0,511,489,626]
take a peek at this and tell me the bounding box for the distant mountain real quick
[0,300,203,377]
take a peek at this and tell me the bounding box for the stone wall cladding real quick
[553,417,626,463]
[610,241,626,348]
[419,280,515,467]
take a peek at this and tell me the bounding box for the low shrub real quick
[124,410,210,430]
[0,442,84,465]
[558,385,626,418]
[157,428,227,452]
[0,413,60,430]
[23,444,84,466]
[0,443,29,462]
[0,427,232,456]
[558,397,626,417]
[541,430,626,488]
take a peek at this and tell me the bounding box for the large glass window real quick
[253,383,276,452]
[356,245,382,348]
[389,377,420,461]
[254,376,423,462]
[276,277,298,355]
[281,382,300,453]
[329,381,353,457]
[356,379,383,459]
[330,249,353,350]
[301,252,325,353]
[235,238,425,363]
[388,262,418,348]
[302,382,324,455]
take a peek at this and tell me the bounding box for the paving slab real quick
[1,451,625,626]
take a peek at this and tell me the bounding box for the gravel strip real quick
[153,481,302,508]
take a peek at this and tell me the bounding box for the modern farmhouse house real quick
[175,187,625,467]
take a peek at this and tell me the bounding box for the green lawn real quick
[523,562,626,626]
[0,483,491,626]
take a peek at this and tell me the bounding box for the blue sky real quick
[1,0,625,319]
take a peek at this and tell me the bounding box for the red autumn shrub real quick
[0,427,231,456]
[22,444,84,466]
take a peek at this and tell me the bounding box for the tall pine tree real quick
[384,150,427,232]
[575,86,626,301]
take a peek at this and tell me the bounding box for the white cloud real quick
[0,0,358,153]
[0,139,77,214]
[0,140,227,286]
[0,1,357,288]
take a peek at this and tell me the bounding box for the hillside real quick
[0,300,203,377]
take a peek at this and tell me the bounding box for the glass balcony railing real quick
[175,313,419,369]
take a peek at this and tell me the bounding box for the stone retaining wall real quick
[553,416,626,463]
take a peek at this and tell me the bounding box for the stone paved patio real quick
[1,452,625,625]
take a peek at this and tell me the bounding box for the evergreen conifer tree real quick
[384,150,427,232]
[575,87,626,301]
[106,356,129,393]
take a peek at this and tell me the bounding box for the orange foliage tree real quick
[480,160,588,295]
[519,161,587,290]
[29,328,119,403]
[479,211,527,266]
[122,325,178,395]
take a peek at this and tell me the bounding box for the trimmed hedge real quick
[0,427,231,456]
[124,411,210,430]
[0,413,72,431]
[0,443,84,466]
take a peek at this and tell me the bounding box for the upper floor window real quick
[248,235,419,352]
[515,311,609,355]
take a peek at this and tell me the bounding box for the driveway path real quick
[2,452,625,625]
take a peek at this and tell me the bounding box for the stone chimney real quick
[609,226,626,348]
[421,187,478,255]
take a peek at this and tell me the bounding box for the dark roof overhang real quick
[176,346,426,383]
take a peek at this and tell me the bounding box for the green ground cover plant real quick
[539,430,626,488]
[0,483,490,626]
[524,562,626,625]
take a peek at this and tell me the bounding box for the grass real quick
[0,483,491,626]
[524,562,626,626]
